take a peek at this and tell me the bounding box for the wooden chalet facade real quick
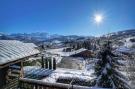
[0,40,40,88]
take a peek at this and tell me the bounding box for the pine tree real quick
[94,41,131,89]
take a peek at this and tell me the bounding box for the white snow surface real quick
[42,68,95,83]
[116,46,135,54]
[45,48,87,57]
[122,37,135,48]
[23,66,41,72]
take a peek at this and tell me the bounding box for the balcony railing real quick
[19,78,99,89]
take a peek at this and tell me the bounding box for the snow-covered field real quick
[45,47,87,57]
[116,46,135,54]
[123,37,135,48]
[44,48,88,64]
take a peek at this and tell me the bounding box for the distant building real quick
[70,50,94,59]
[63,47,74,52]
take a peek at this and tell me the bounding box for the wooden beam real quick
[19,78,93,89]
[41,56,44,68]
[20,61,24,78]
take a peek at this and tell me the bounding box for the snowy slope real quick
[46,48,87,56]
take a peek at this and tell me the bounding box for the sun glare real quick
[94,14,103,24]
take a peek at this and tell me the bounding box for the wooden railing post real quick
[53,58,56,70]
[45,58,48,69]
[19,78,93,89]
[20,61,24,78]
[49,58,52,69]
[41,56,44,68]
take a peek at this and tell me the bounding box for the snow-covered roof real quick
[0,40,40,65]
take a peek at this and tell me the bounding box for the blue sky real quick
[0,0,135,36]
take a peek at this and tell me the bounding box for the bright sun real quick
[94,14,103,24]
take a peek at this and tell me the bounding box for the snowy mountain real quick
[0,32,92,45]
[101,29,135,48]
[0,33,13,40]
[104,29,135,38]
[0,29,135,45]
